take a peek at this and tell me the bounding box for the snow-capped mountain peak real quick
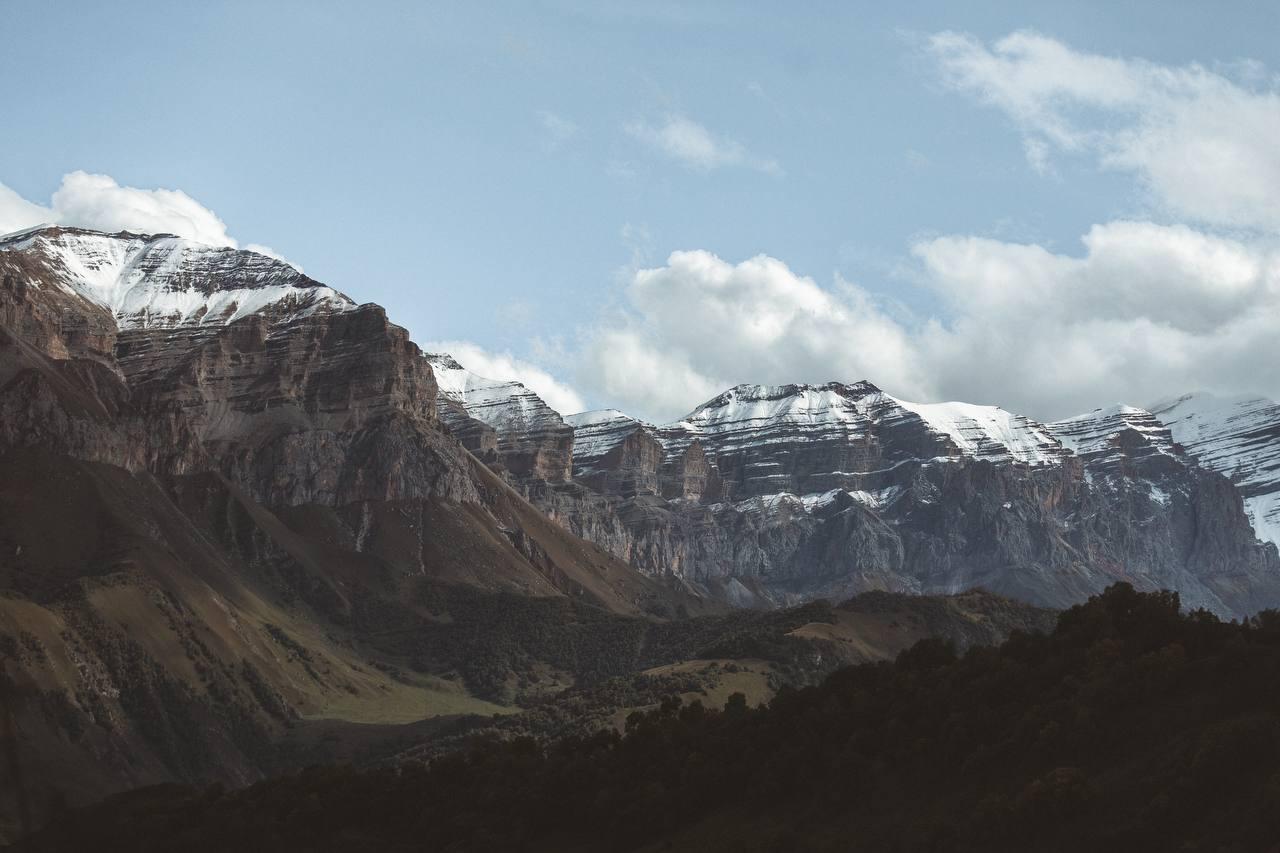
[1047,404,1180,461]
[426,353,568,434]
[886,395,1066,466]
[565,409,650,468]
[425,352,574,481]
[661,381,1066,468]
[0,226,353,329]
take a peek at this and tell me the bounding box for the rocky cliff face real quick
[656,382,1068,501]
[427,353,574,482]
[566,410,665,498]
[0,227,701,831]
[438,371,1280,618]
[1150,392,1280,547]
[0,227,701,610]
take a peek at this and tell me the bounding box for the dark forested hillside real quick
[15,584,1280,853]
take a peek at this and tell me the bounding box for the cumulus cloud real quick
[48,171,236,245]
[574,228,1280,423]
[928,30,1280,231]
[0,183,54,235]
[0,172,295,265]
[427,339,588,417]
[626,115,782,175]
[578,35,1280,421]
[579,326,725,420]
[577,250,929,422]
[912,222,1280,418]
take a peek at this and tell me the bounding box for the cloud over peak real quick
[0,171,291,264]
[577,250,927,422]
[573,225,1280,424]
[49,171,236,246]
[425,340,588,417]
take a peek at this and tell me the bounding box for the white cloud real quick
[562,35,1280,422]
[571,228,1280,423]
[49,171,236,246]
[928,30,1280,231]
[626,115,782,175]
[0,184,54,235]
[0,172,296,266]
[579,326,725,420]
[577,250,928,421]
[426,339,588,417]
[911,222,1280,418]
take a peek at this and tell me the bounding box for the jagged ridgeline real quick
[431,354,1280,618]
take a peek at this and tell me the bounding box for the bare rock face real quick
[660,438,718,501]
[427,353,573,482]
[436,396,501,465]
[115,306,484,507]
[0,228,485,508]
[0,225,721,832]
[657,382,1069,500]
[439,372,1280,617]
[1150,392,1280,547]
[0,226,683,610]
[0,241,149,469]
[0,256,116,363]
[565,410,665,498]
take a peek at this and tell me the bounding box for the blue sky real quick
[4,1,1280,421]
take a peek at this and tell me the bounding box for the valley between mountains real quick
[2,226,1280,840]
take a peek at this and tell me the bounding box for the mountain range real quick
[428,329,1280,618]
[3,225,1280,837]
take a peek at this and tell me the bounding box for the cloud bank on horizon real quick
[5,30,1279,425]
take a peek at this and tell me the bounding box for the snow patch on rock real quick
[0,226,352,329]
[1151,392,1280,546]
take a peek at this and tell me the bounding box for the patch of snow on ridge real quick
[731,486,903,515]
[0,222,56,242]
[662,381,1067,467]
[427,353,567,434]
[565,409,637,428]
[1151,391,1280,546]
[565,409,649,463]
[801,489,845,511]
[1048,405,1178,458]
[0,227,352,328]
[1248,493,1280,550]
[889,396,1066,465]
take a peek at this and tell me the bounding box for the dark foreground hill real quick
[14,584,1280,853]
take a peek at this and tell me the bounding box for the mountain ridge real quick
[0,224,713,836]
[425,351,1280,616]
